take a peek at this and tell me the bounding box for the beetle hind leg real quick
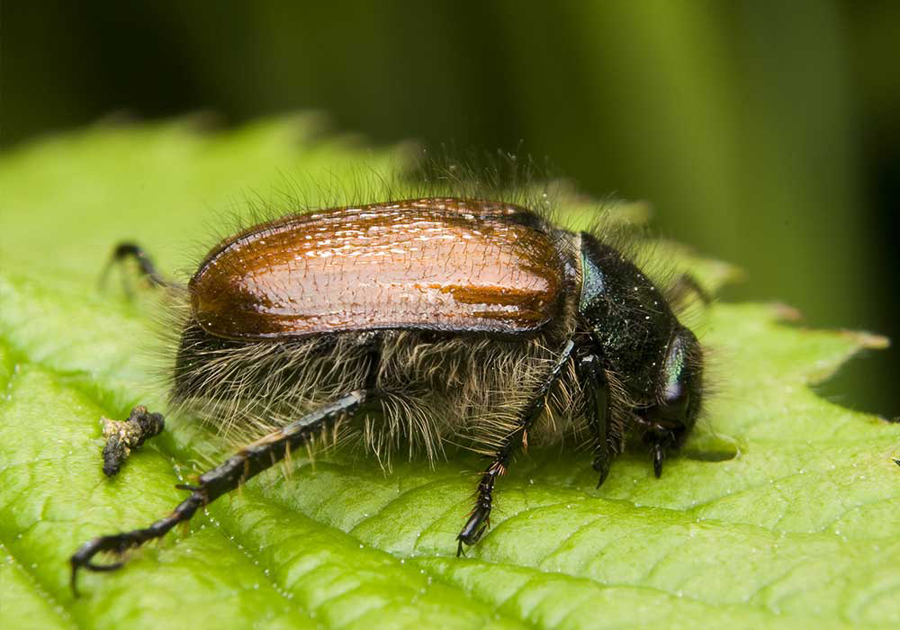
[70,390,368,596]
[101,241,183,293]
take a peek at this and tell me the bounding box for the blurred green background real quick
[2,0,898,416]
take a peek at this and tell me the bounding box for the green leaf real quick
[1,118,898,630]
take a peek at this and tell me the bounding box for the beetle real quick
[70,196,704,592]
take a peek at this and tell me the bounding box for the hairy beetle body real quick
[175,198,586,461]
[71,196,705,592]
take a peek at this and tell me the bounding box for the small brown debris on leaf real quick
[101,406,165,477]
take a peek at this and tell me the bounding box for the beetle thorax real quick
[576,232,678,402]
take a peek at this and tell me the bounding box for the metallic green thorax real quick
[574,230,703,427]
[576,232,678,403]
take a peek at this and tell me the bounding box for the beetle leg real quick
[456,339,577,556]
[577,353,612,488]
[70,390,368,596]
[456,460,502,557]
[639,423,684,478]
[100,241,183,293]
[665,273,711,309]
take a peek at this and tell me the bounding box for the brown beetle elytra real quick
[190,199,563,337]
[71,196,704,593]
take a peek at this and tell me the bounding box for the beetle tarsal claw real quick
[69,534,135,596]
[652,444,665,478]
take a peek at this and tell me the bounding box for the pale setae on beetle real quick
[70,195,705,593]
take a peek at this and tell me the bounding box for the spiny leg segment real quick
[456,339,577,556]
[577,353,613,488]
[70,390,368,596]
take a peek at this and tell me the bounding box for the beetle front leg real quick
[665,272,711,309]
[632,416,685,478]
[577,353,612,488]
[642,425,684,478]
[456,339,576,556]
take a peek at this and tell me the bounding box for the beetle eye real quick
[663,377,683,404]
[662,331,690,407]
[663,334,684,402]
